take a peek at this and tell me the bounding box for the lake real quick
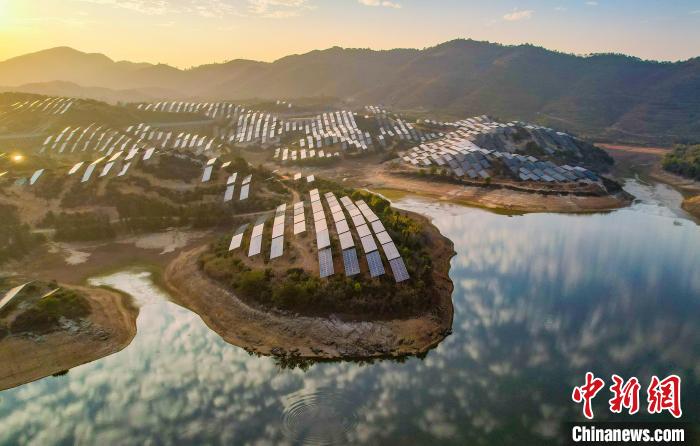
[1,178,698,445]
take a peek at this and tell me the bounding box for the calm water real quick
[1,179,699,445]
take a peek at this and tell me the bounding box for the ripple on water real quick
[282,389,359,446]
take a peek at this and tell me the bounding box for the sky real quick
[0,0,699,67]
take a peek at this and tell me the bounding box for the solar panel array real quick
[342,248,361,277]
[356,199,410,283]
[229,224,249,251]
[319,248,334,278]
[270,204,286,260]
[401,115,599,183]
[389,257,410,283]
[248,216,266,257]
[366,251,386,278]
[309,188,334,277]
[8,97,74,115]
[125,123,221,152]
[365,105,435,144]
[293,201,306,235]
[223,173,238,202]
[339,197,384,278]
[134,101,241,120]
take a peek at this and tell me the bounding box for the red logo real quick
[572,373,682,419]
[647,375,682,418]
[572,372,606,419]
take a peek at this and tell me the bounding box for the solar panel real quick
[351,214,365,227]
[29,169,44,185]
[272,224,284,239]
[224,185,235,202]
[248,235,262,257]
[270,236,284,259]
[201,165,213,182]
[342,248,360,277]
[339,231,355,250]
[332,211,345,223]
[375,231,392,245]
[294,213,305,224]
[311,201,324,214]
[382,241,401,261]
[229,224,248,251]
[315,217,328,231]
[356,224,371,238]
[294,221,306,235]
[366,251,385,278]
[318,248,334,278]
[68,162,84,175]
[0,282,31,312]
[239,184,250,200]
[365,213,379,223]
[389,257,410,283]
[252,221,265,237]
[336,220,350,234]
[313,210,326,222]
[316,229,330,249]
[360,235,378,254]
[81,163,98,183]
[371,220,386,233]
[117,163,131,177]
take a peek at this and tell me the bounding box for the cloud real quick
[691,10,700,15]
[76,0,170,15]
[75,0,239,17]
[502,9,533,21]
[585,1,598,6]
[358,0,402,8]
[246,0,313,17]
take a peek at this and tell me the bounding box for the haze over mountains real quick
[2,40,699,144]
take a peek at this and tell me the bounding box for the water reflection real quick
[0,180,698,445]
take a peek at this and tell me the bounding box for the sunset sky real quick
[1,0,699,67]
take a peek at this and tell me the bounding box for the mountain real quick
[1,41,699,144]
[0,80,181,104]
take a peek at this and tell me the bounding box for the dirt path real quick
[163,212,455,360]
[0,286,138,391]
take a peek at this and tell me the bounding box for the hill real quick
[1,41,699,144]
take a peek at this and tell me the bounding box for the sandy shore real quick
[365,172,631,214]
[0,286,138,391]
[163,212,455,360]
[286,158,632,215]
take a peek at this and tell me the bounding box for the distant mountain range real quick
[1,41,699,144]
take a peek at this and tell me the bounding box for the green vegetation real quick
[39,211,115,241]
[9,289,91,335]
[140,154,202,182]
[0,281,91,336]
[47,155,290,235]
[0,204,44,265]
[200,181,439,319]
[663,144,700,180]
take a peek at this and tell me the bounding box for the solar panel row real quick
[319,248,334,278]
[366,251,385,278]
[389,257,410,283]
[342,248,361,277]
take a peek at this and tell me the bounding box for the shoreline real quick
[163,211,455,360]
[0,285,138,391]
[601,143,700,221]
[297,159,634,215]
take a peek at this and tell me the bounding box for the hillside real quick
[1,41,699,144]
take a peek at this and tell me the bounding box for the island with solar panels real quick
[1,93,632,366]
[164,178,455,360]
